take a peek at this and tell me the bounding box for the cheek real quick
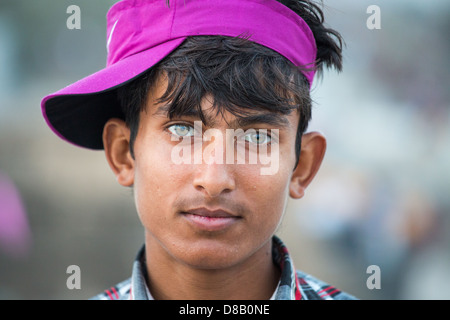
[240,165,291,228]
[132,138,185,224]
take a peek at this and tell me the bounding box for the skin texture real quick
[102,72,327,300]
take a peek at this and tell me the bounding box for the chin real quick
[175,238,248,270]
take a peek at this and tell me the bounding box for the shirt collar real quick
[129,235,301,300]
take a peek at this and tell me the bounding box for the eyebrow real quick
[229,113,290,129]
[153,104,290,129]
[152,104,174,117]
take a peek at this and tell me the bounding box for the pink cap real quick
[41,0,317,149]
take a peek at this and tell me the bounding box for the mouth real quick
[181,207,242,232]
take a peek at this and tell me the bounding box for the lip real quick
[181,207,241,232]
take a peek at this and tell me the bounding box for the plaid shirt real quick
[91,236,357,300]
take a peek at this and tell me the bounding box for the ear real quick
[103,118,135,187]
[289,132,327,199]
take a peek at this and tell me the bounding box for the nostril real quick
[194,183,234,199]
[192,161,236,198]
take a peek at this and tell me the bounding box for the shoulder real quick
[89,277,132,300]
[296,270,358,300]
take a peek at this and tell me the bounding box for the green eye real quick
[168,124,195,137]
[244,131,271,144]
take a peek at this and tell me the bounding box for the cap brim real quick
[41,37,187,150]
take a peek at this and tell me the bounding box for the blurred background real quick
[0,0,449,300]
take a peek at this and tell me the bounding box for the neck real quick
[144,233,280,300]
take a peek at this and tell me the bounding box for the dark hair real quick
[117,0,343,168]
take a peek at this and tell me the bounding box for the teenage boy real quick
[41,0,356,300]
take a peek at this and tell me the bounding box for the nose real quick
[192,162,236,198]
[191,126,237,198]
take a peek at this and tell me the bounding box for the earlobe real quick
[289,132,327,199]
[103,118,135,187]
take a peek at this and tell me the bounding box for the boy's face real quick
[103,73,326,270]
